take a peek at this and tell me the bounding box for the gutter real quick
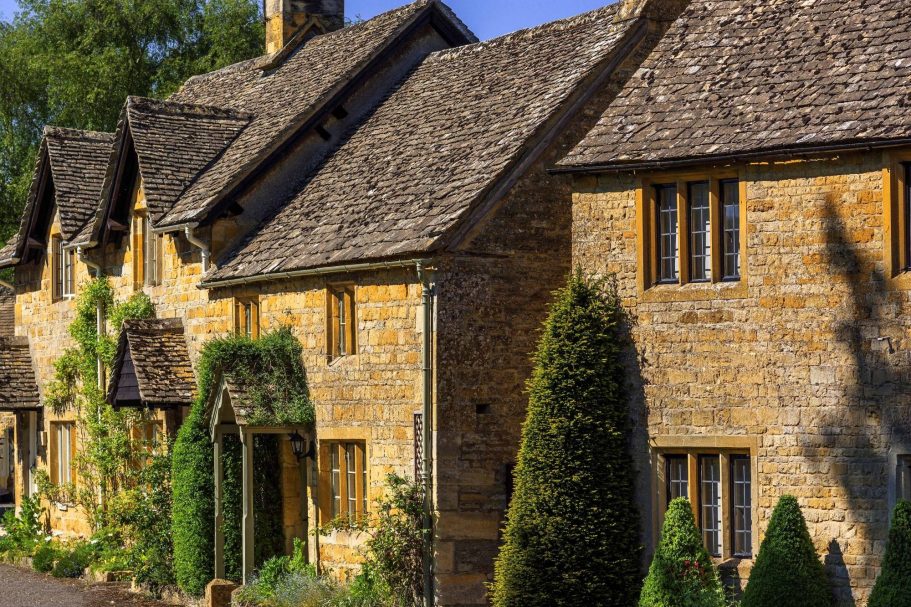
[199,258,435,289]
[550,138,911,175]
[415,261,435,607]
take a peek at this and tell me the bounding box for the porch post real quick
[241,428,255,582]
[213,428,225,579]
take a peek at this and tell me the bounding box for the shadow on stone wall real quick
[816,192,911,605]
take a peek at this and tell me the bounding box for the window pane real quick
[655,185,678,283]
[244,303,253,339]
[905,165,911,270]
[361,445,368,516]
[898,455,911,502]
[346,443,357,520]
[54,238,64,298]
[337,292,346,356]
[331,445,341,518]
[666,455,688,504]
[700,455,722,557]
[721,179,741,280]
[689,182,711,282]
[731,456,752,557]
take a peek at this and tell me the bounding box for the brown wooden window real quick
[52,236,74,300]
[234,297,260,339]
[659,450,753,559]
[133,213,162,288]
[641,176,744,290]
[319,441,367,522]
[721,179,742,280]
[50,421,77,485]
[327,285,356,360]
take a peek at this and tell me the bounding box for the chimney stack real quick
[265,0,345,53]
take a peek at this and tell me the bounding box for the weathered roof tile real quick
[0,337,40,411]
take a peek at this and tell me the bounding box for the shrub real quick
[638,498,725,607]
[867,500,911,607]
[741,495,831,607]
[491,271,641,607]
[0,495,45,557]
[32,543,58,573]
[51,541,94,578]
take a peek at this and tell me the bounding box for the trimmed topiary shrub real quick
[639,498,725,607]
[741,494,831,607]
[172,328,313,595]
[868,500,911,607]
[491,271,641,607]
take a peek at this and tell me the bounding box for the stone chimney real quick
[616,0,690,21]
[265,0,345,53]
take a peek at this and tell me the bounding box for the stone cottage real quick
[0,0,687,603]
[558,0,911,603]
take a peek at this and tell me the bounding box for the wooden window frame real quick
[134,213,163,289]
[637,171,748,302]
[327,285,356,361]
[50,421,77,486]
[318,440,367,523]
[234,297,260,339]
[883,153,911,285]
[652,436,758,560]
[51,235,68,301]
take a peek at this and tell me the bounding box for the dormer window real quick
[133,213,161,288]
[52,236,75,300]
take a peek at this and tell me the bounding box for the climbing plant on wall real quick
[171,327,312,595]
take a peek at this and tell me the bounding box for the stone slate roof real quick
[158,0,473,229]
[0,287,14,337]
[561,0,911,170]
[73,97,252,246]
[0,128,113,266]
[0,337,40,411]
[205,3,641,282]
[106,318,196,407]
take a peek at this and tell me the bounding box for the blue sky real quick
[0,0,614,41]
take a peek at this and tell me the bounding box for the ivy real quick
[172,327,312,595]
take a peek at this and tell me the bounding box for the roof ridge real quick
[43,125,115,142]
[126,96,254,122]
[431,2,620,60]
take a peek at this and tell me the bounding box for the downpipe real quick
[416,261,435,607]
[78,247,106,391]
[184,225,210,272]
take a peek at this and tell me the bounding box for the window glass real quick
[689,182,711,282]
[731,455,752,557]
[700,455,722,557]
[53,236,64,300]
[337,291,347,356]
[330,446,341,519]
[897,455,911,502]
[666,455,688,504]
[721,179,741,280]
[656,185,679,283]
[346,443,357,521]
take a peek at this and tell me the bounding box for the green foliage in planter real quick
[741,495,831,607]
[638,498,725,607]
[172,327,312,595]
[866,500,911,607]
[32,543,58,573]
[491,271,641,607]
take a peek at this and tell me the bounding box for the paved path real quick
[0,564,173,607]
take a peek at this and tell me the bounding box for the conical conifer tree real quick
[741,495,832,607]
[491,271,641,607]
[638,498,726,607]
[869,500,911,607]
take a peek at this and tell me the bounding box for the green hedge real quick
[741,495,831,607]
[171,328,312,596]
[869,500,911,607]
[639,498,725,607]
[491,271,641,607]
[222,433,242,582]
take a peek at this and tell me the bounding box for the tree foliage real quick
[741,495,832,607]
[638,498,725,607]
[868,500,911,607]
[491,271,641,607]
[0,0,264,248]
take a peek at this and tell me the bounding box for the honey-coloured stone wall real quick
[571,152,911,606]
